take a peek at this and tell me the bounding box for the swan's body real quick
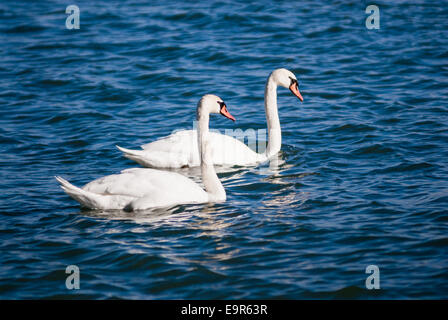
[117,68,303,168]
[117,130,266,168]
[56,95,235,210]
[56,168,208,210]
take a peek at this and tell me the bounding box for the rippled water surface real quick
[1,0,448,299]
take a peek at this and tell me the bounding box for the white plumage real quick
[56,94,235,210]
[117,68,303,168]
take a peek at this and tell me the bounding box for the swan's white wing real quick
[141,130,197,153]
[131,130,265,168]
[82,168,208,209]
[127,130,199,168]
[56,176,136,210]
[208,132,266,166]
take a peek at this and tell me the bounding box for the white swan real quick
[117,68,303,168]
[55,94,235,210]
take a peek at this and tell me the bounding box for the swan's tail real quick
[116,145,157,167]
[55,176,103,209]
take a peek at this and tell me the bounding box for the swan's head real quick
[270,68,303,102]
[197,94,236,121]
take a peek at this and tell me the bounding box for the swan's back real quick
[140,130,265,167]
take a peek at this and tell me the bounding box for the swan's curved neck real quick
[198,112,226,202]
[264,75,281,158]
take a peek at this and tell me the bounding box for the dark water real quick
[1,0,448,299]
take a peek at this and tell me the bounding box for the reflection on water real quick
[82,203,240,270]
[80,201,232,234]
[81,206,180,224]
[261,189,309,210]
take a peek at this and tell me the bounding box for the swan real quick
[117,68,303,168]
[55,94,235,210]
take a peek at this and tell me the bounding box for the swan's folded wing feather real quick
[139,130,199,167]
[141,130,197,154]
[208,132,266,165]
[82,168,207,203]
[138,129,265,167]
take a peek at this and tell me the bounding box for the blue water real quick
[1,0,447,299]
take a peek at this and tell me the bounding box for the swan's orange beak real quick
[289,83,304,102]
[220,104,236,122]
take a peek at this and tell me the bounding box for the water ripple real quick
[0,0,447,299]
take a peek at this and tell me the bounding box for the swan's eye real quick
[289,77,298,87]
[217,101,225,108]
